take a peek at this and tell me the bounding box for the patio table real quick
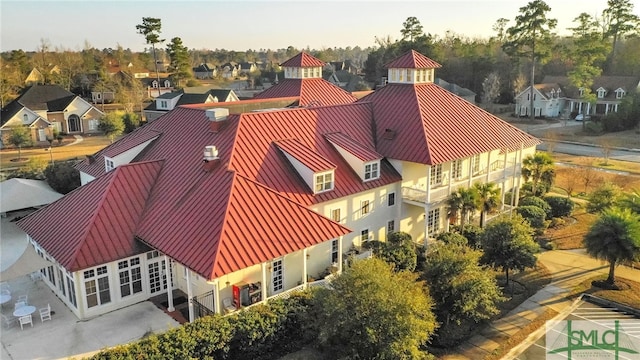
[13,305,36,317]
[0,294,11,305]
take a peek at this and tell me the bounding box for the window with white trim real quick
[472,154,480,174]
[451,159,463,179]
[331,208,341,223]
[164,80,170,88]
[578,88,584,97]
[360,228,370,243]
[361,200,371,216]
[23,114,28,122]
[597,89,606,98]
[388,192,396,206]
[105,158,115,172]
[66,273,77,308]
[314,171,334,193]
[430,164,443,186]
[331,239,339,264]
[160,100,168,108]
[84,266,111,308]
[271,259,283,293]
[387,220,395,234]
[427,208,440,235]
[88,119,99,131]
[616,89,625,99]
[152,81,158,88]
[364,161,380,181]
[118,257,142,298]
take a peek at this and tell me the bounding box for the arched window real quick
[23,114,28,122]
[164,80,170,88]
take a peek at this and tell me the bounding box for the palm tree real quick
[446,191,464,228]
[474,182,502,228]
[583,208,640,285]
[522,152,555,196]
[619,189,640,215]
[459,188,478,228]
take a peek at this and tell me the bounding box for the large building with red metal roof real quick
[17,50,539,321]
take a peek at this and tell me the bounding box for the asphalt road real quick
[538,142,640,163]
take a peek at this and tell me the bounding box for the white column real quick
[337,237,343,274]
[164,255,174,312]
[486,151,491,182]
[425,166,432,241]
[261,262,268,302]
[468,157,473,187]
[586,102,591,115]
[514,143,524,209]
[302,248,308,287]
[578,102,582,113]
[186,270,194,322]
[570,101,574,112]
[605,103,609,114]
[213,280,220,314]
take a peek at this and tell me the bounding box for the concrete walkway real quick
[443,249,640,360]
[63,134,83,146]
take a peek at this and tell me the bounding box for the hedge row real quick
[90,292,313,360]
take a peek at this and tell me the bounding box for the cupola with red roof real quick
[384,49,442,84]
[281,52,325,79]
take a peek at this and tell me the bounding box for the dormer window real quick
[164,80,171,88]
[364,161,380,181]
[615,88,625,99]
[152,81,158,88]
[105,158,115,172]
[596,87,606,98]
[160,100,168,109]
[23,114,28,122]
[578,88,584,97]
[314,171,334,193]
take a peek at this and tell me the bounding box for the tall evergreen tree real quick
[400,16,424,43]
[136,17,164,97]
[602,0,640,72]
[503,0,557,120]
[166,37,193,88]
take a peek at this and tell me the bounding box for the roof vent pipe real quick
[202,145,220,172]
[206,108,229,133]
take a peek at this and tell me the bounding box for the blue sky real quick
[0,0,623,52]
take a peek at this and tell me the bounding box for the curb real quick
[537,138,640,153]
[582,294,640,317]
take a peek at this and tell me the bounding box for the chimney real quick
[206,108,229,133]
[202,145,220,172]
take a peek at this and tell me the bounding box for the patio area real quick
[1,211,179,360]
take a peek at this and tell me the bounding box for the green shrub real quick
[549,217,566,228]
[544,196,575,217]
[461,224,484,249]
[584,121,604,134]
[516,205,547,231]
[519,197,552,219]
[436,232,468,246]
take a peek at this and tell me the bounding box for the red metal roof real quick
[17,160,163,271]
[275,138,336,173]
[384,49,442,69]
[324,132,382,162]
[254,78,356,106]
[280,52,326,67]
[360,83,540,165]
[228,103,402,206]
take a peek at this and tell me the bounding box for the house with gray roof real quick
[1,85,104,148]
[144,86,240,121]
[516,75,640,118]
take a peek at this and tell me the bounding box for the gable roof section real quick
[253,78,356,106]
[280,52,326,67]
[324,132,382,162]
[275,138,336,172]
[17,160,163,271]
[360,83,539,165]
[542,75,640,99]
[229,103,402,206]
[11,85,74,111]
[46,95,77,112]
[385,50,442,69]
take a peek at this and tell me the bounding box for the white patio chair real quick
[222,297,236,313]
[30,272,43,281]
[0,283,10,294]
[39,304,51,322]
[17,295,28,303]
[1,314,16,329]
[19,314,33,330]
[0,289,10,296]
[14,301,26,310]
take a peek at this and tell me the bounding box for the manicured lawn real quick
[495,261,552,316]
[545,210,597,250]
[570,275,640,310]
[1,135,113,170]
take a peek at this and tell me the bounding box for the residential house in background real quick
[17,50,538,323]
[144,87,240,121]
[140,77,174,98]
[238,62,258,75]
[193,64,218,79]
[221,62,240,79]
[516,75,640,118]
[24,65,61,85]
[1,85,104,147]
